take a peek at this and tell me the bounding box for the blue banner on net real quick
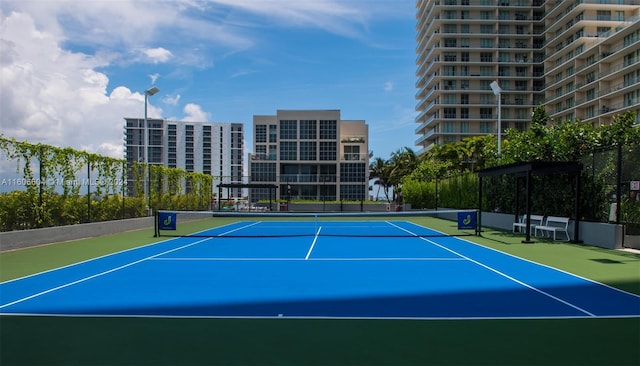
[159,212,177,230]
[457,211,476,230]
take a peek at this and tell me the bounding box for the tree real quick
[388,147,420,202]
[369,157,392,202]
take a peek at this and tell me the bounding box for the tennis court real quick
[1,216,638,319]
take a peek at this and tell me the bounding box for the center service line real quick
[305,226,322,260]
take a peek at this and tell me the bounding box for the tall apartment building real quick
[415,0,640,153]
[124,118,244,199]
[248,110,369,204]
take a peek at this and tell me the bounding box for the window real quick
[443,122,456,133]
[566,82,574,93]
[480,52,493,62]
[256,125,267,143]
[299,120,317,139]
[319,120,337,140]
[444,66,456,76]
[280,120,297,139]
[624,53,635,67]
[444,24,458,33]
[624,92,635,107]
[624,72,637,87]
[444,52,457,62]
[319,141,337,161]
[344,145,361,161]
[479,122,493,133]
[300,141,316,160]
[480,66,493,76]
[444,108,456,118]
[444,94,457,104]
[597,10,611,21]
[444,80,456,90]
[279,141,297,160]
[251,162,276,182]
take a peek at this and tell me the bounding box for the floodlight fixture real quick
[490,81,502,155]
[145,86,160,96]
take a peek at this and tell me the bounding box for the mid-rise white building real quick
[124,118,244,199]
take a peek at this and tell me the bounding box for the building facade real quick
[415,0,640,153]
[248,110,369,204]
[124,118,244,199]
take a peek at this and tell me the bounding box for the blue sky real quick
[0,0,417,167]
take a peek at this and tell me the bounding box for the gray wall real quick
[0,217,154,252]
[477,212,625,250]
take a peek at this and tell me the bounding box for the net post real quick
[153,210,158,237]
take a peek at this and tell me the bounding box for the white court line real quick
[385,221,419,236]
[219,221,262,236]
[3,312,636,320]
[149,257,467,261]
[304,226,322,260]
[420,236,596,317]
[386,222,596,317]
[0,220,251,286]
[0,237,214,310]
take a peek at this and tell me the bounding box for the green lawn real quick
[1,217,639,365]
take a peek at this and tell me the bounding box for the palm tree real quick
[387,147,420,203]
[369,157,392,202]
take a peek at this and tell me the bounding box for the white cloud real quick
[384,81,393,91]
[142,48,173,64]
[207,0,369,39]
[0,0,412,161]
[0,11,161,158]
[182,103,211,122]
[149,73,160,84]
[163,94,181,106]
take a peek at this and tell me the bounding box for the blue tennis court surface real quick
[1,221,639,319]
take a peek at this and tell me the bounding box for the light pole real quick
[490,81,502,155]
[144,86,159,215]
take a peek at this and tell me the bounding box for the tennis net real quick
[154,209,478,238]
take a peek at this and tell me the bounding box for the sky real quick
[0,0,418,171]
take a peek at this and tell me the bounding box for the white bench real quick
[513,214,544,234]
[534,216,570,241]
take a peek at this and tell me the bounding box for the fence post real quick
[616,142,622,224]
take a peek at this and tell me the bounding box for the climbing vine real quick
[0,136,213,231]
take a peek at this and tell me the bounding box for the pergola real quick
[476,161,583,243]
[216,183,278,211]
